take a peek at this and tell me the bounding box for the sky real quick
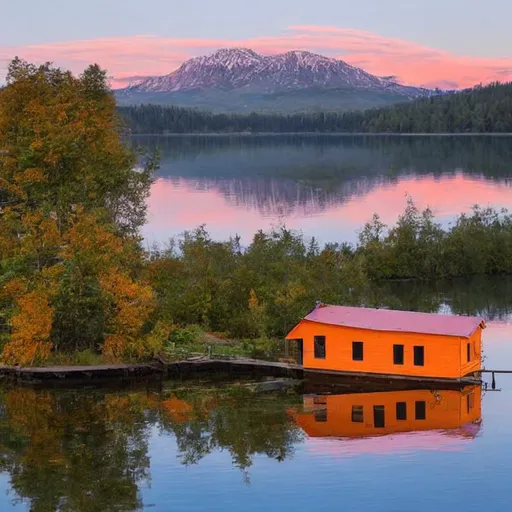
[1,0,511,89]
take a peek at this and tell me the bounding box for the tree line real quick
[119,82,512,134]
[147,201,512,341]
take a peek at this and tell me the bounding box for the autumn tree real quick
[0,59,159,364]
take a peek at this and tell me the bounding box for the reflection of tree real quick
[0,388,155,512]
[170,176,383,218]
[0,385,304,508]
[134,134,512,180]
[159,390,304,483]
[366,275,512,321]
[136,135,512,219]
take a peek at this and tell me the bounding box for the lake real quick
[137,134,512,246]
[2,135,512,511]
[0,277,511,511]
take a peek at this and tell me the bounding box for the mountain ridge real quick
[122,47,430,96]
[116,47,437,112]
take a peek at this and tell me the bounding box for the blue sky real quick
[3,0,510,56]
[1,0,511,88]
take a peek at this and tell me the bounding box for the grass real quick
[21,327,286,368]
[161,325,286,361]
[38,349,108,367]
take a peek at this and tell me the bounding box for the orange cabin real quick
[292,386,481,440]
[286,304,486,381]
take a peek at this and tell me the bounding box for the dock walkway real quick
[0,358,481,389]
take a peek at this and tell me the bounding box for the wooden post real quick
[284,339,289,358]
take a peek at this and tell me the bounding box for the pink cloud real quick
[1,26,511,89]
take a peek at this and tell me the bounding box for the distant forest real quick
[119,82,512,134]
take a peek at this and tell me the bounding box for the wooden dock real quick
[0,359,482,390]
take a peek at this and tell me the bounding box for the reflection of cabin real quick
[161,396,193,423]
[293,386,481,439]
[286,304,485,381]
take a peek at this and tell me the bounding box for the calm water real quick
[138,134,512,245]
[2,136,512,511]
[1,279,512,511]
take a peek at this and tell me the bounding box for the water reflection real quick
[0,370,510,510]
[292,387,481,455]
[158,390,303,480]
[0,383,486,509]
[0,387,155,511]
[368,275,512,323]
[137,135,512,244]
[0,385,303,509]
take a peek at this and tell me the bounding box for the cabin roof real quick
[290,305,485,338]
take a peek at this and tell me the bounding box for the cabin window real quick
[352,406,364,423]
[313,397,327,422]
[393,344,404,365]
[466,393,474,413]
[314,336,326,359]
[314,409,328,422]
[467,342,471,362]
[415,401,426,420]
[414,346,425,366]
[352,341,364,361]
[396,402,407,420]
[373,405,385,428]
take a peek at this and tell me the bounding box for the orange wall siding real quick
[459,329,482,377]
[288,320,482,378]
[293,386,481,438]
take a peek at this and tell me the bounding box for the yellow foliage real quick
[19,210,60,256]
[0,60,156,365]
[2,278,28,301]
[60,210,125,263]
[248,288,259,311]
[14,167,47,185]
[3,290,54,365]
[100,271,157,361]
[102,334,128,362]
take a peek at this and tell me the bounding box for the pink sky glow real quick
[1,26,511,89]
[304,429,475,457]
[140,172,512,251]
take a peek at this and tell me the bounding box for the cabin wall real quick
[292,321,473,378]
[459,329,483,377]
[293,386,481,438]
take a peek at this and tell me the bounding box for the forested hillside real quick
[119,82,512,134]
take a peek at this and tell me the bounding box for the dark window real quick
[467,342,471,362]
[373,405,385,428]
[393,344,404,365]
[314,336,326,359]
[313,397,327,406]
[352,406,364,423]
[414,346,425,366]
[415,401,426,420]
[314,409,327,422]
[396,402,407,420]
[352,341,364,361]
[466,393,474,413]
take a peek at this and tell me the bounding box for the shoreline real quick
[129,132,512,137]
[0,359,480,390]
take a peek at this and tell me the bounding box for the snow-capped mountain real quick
[123,48,430,98]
